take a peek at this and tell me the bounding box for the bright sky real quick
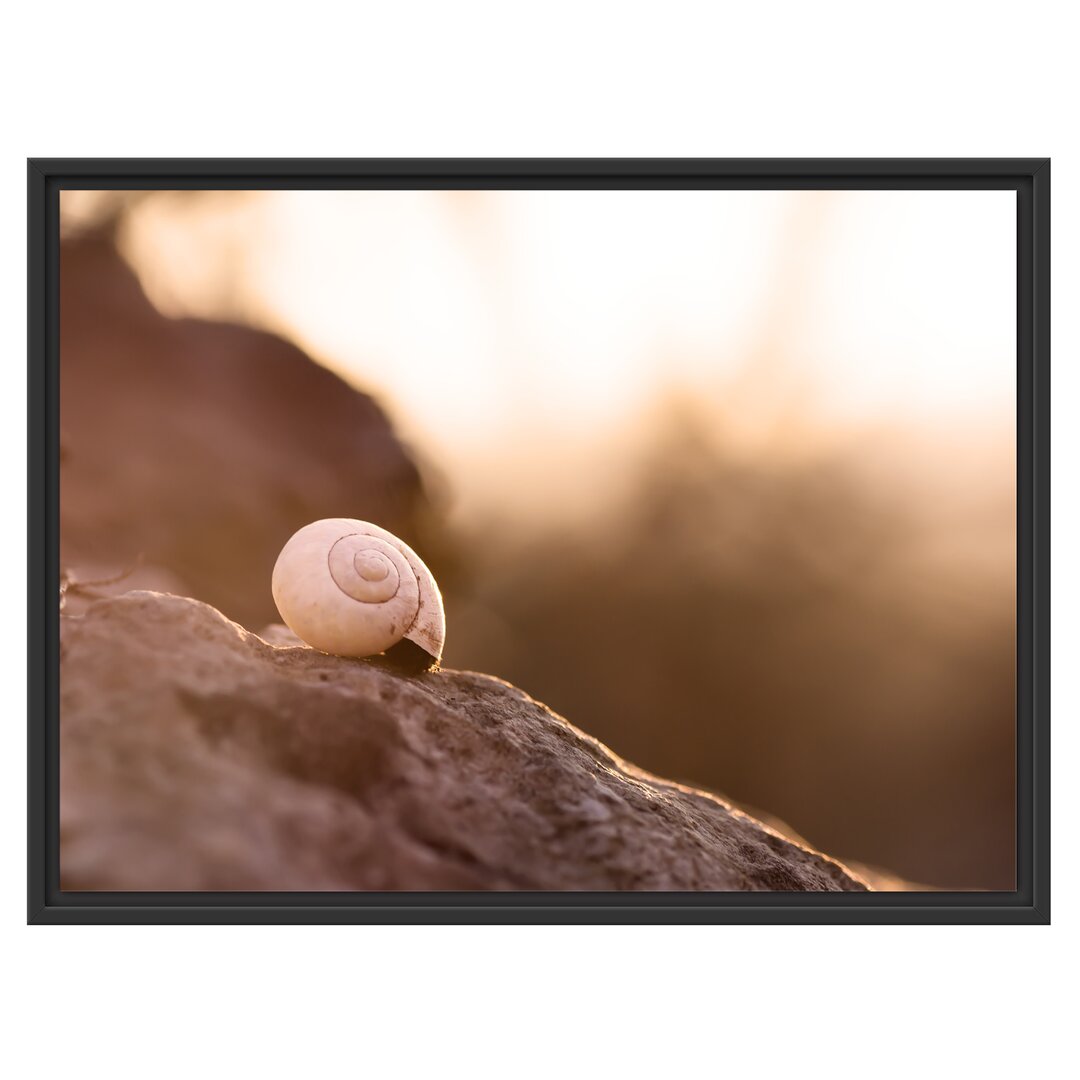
[74,188,1016,514]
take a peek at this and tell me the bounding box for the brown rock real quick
[60,591,870,892]
[60,233,431,629]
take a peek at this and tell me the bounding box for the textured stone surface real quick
[60,233,433,630]
[60,591,870,892]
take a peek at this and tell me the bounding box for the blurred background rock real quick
[60,203,441,627]
[59,189,1016,889]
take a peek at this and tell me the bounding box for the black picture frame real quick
[28,158,1050,924]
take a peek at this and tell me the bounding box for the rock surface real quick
[60,591,870,892]
[59,233,435,630]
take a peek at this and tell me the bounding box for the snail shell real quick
[271,519,445,670]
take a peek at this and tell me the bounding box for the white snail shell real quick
[271,519,445,669]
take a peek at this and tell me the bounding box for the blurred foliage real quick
[443,404,1015,889]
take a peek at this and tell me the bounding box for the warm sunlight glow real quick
[62,187,1015,524]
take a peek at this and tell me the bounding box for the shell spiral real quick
[271,519,445,668]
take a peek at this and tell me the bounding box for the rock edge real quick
[60,591,870,892]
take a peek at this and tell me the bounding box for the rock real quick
[60,591,870,892]
[59,561,190,617]
[59,232,433,630]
